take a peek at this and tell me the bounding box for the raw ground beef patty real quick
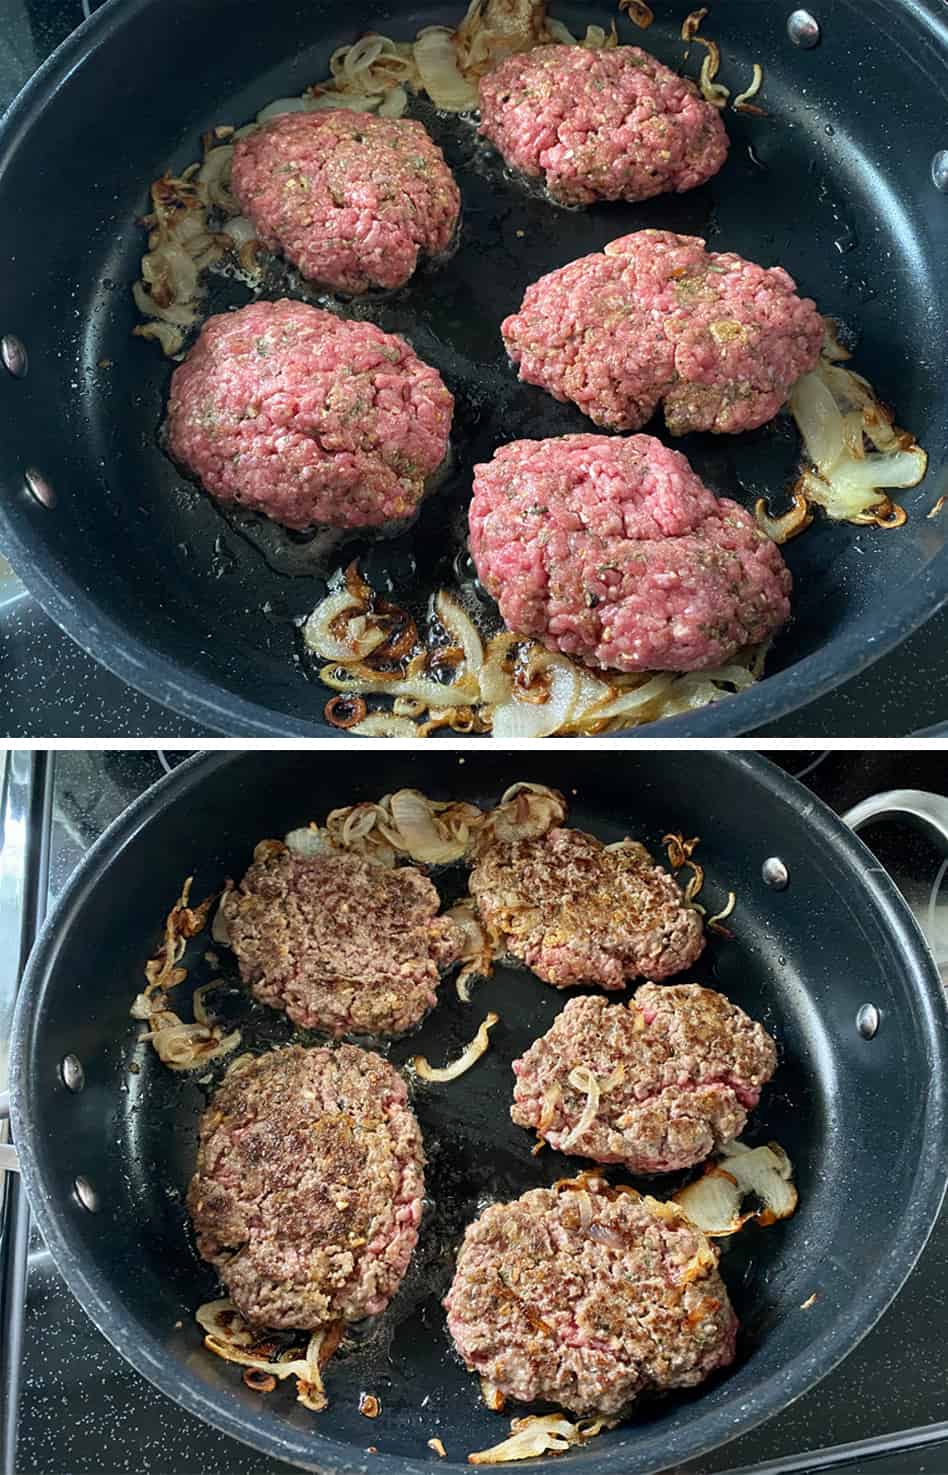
[478,45,728,206]
[511,986,778,1172]
[231,110,460,293]
[468,826,704,988]
[218,844,463,1036]
[165,298,453,531]
[444,1176,737,1415]
[502,229,824,434]
[187,1043,425,1328]
[468,433,792,672]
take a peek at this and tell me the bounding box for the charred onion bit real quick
[196,1300,342,1413]
[618,0,654,26]
[130,878,240,1071]
[325,695,368,729]
[662,832,700,870]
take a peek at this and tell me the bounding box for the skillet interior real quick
[11,750,948,1473]
[0,0,947,735]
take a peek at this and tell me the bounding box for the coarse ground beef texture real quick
[511,986,778,1172]
[444,1176,737,1415]
[187,1043,425,1329]
[218,845,463,1036]
[478,45,728,206]
[468,827,704,988]
[502,229,824,434]
[468,433,791,672]
[231,111,460,293]
[165,299,453,531]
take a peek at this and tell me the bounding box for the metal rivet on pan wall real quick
[787,9,821,47]
[61,1055,85,1093]
[762,857,790,889]
[24,468,55,508]
[1,334,28,378]
[74,1176,99,1213]
[856,1003,880,1040]
[932,151,948,193]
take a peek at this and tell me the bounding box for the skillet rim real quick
[0,0,947,736]
[9,749,948,1473]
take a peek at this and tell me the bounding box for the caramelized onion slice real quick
[468,1412,616,1464]
[674,1140,798,1235]
[412,1012,499,1082]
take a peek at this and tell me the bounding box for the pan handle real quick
[0,1089,19,1173]
[842,789,948,849]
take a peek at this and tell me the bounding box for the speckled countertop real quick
[3,750,948,1475]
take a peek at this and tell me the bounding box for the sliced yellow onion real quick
[674,1140,798,1235]
[350,715,423,737]
[321,662,479,709]
[446,899,494,1000]
[411,1012,498,1082]
[414,27,480,111]
[382,788,473,863]
[468,1412,614,1464]
[303,589,388,663]
[196,145,237,211]
[284,824,332,858]
[733,62,764,110]
[558,1066,601,1152]
[378,85,409,117]
[791,357,927,524]
[491,657,578,740]
[435,590,485,676]
[198,1301,332,1412]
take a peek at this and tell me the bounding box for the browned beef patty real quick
[187,1043,425,1329]
[444,1176,737,1415]
[511,986,778,1172]
[469,827,704,988]
[219,846,463,1036]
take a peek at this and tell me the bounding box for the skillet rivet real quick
[856,1004,880,1040]
[61,1055,85,1092]
[74,1176,99,1213]
[762,857,789,889]
[787,9,821,47]
[24,467,56,509]
[932,151,948,193]
[1,334,28,378]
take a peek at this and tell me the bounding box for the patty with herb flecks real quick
[444,1176,737,1415]
[231,110,460,293]
[468,826,704,987]
[512,986,777,1171]
[188,1043,425,1328]
[218,842,463,1035]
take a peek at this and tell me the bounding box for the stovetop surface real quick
[2,750,947,1475]
[0,0,947,737]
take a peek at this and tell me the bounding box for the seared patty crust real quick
[512,986,778,1172]
[468,433,792,672]
[166,298,453,531]
[468,827,704,988]
[219,845,463,1036]
[231,110,460,293]
[502,229,824,434]
[478,45,728,206]
[187,1043,425,1328]
[444,1175,737,1415]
